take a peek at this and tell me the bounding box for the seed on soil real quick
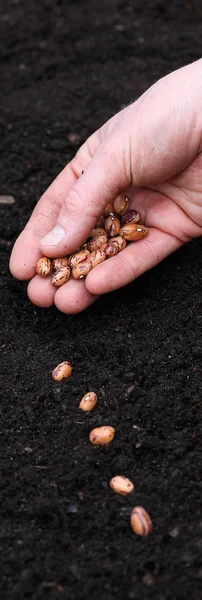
[120,223,148,241]
[120,209,140,226]
[68,249,90,269]
[110,235,127,252]
[52,257,68,271]
[36,256,52,277]
[87,248,106,268]
[105,216,121,237]
[89,426,115,445]
[72,261,92,279]
[104,202,115,216]
[110,475,134,496]
[87,233,108,252]
[130,506,152,536]
[52,265,71,287]
[79,392,98,412]
[52,361,72,381]
[113,194,129,215]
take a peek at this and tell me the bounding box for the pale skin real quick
[10,59,202,313]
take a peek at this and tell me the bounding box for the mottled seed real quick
[72,261,92,279]
[105,216,120,237]
[120,209,140,226]
[110,475,134,496]
[113,194,129,215]
[100,241,118,257]
[52,361,72,381]
[36,256,52,277]
[68,249,90,269]
[110,235,127,252]
[104,202,115,216]
[130,506,152,536]
[52,266,71,287]
[87,249,106,268]
[87,233,108,252]
[120,223,148,241]
[89,227,106,238]
[52,257,68,271]
[79,392,98,412]
[95,215,105,227]
[89,426,115,445]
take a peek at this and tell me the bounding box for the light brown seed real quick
[120,209,140,226]
[89,227,106,237]
[113,194,129,215]
[68,249,90,269]
[52,257,68,271]
[52,361,72,381]
[79,392,98,412]
[72,261,92,279]
[130,506,152,536]
[89,426,115,445]
[110,475,134,496]
[100,242,118,257]
[36,256,52,277]
[105,216,120,237]
[120,223,148,241]
[87,233,108,252]
[52,266,71,287]
[104,202,115,216]
[87,249,106,268]
[95,215,105,227]
[110,235,127,252]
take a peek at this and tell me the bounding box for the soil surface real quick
[0,1,202,599]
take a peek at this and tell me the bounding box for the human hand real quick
[10,59,202,313]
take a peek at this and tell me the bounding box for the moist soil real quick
[0,1,202,599]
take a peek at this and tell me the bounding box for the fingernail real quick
[40,225,65,246]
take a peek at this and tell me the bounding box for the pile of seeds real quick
[36,194,149,286]
[52,360,152,536]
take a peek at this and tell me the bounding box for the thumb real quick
[40,134,131,256]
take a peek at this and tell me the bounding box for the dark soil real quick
[0,1,202,599]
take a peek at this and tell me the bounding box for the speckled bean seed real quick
[120,209,140,226]
[113,194,129,215]
[89,227,106,238]
[104,202,115,216]
[110,475,134,496]
[36,256,52,277]
[52,257,68,271]
[68,249,90,269]
[95,215,105,227]
[89,426,115,445]
[100,241,118,257]
[52,361,72,381]
[87,233,108,252]
[87,249,106,268]
[52,266,71,287]
[105,216,120,237]
[72,261,92,279]
[79,392,98,412]
[110,235,127,252]
[120,223,148,241]
[130,507,152,536]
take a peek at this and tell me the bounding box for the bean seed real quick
[89,426,115,445]
[120,209,140,226]
[110,475,134,496]
[104,202,114,216]
[100,242,118,257]
[87,249,106,268]
[89,227,106,237]
[68,249,90,269]
[113,194,129,215]
[52,361,72,381]
[79,392,97,412]
[52,266,71,287]
[130,506,152,536]
[95,215,105,227]
[36,256,52,277]
[105,216,120,237]
[52,257,68,271]
[72,261,92,279]
[110,235,127,252]
[120,223,148,241]
[87,233,108,252]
